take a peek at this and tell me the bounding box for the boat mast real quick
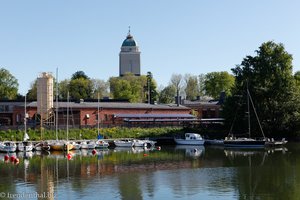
[97,92,100,136]
[55,68,58,141]
[247,80,251,138]
[24,95,27,134]
[67,91,69,141]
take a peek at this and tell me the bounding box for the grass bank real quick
[0,127,185,141]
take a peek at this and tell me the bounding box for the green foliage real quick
[91,79,109,99]
[0,68,19,100]
[0,127,183,141]
[204,71,235,99]
[26,80,37,100]
[158,85,176,104]
[71,71,89,80]
[184,74,199,100]
[146,72,158,104]
[58,79,70,99]
[69,78,93,100]
[223,41,300,136]
[109,74,148,102]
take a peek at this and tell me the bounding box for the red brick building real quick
[8,101,195,128]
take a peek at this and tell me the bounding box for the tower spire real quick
[128,26,131,35]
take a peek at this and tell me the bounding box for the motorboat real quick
[95,140,109,148]
[143,139,156,147]
[174,133,205,145]
[0,141,17,152]
[114,139,134,147]
[69,141,81,150]
[49,140,73,151]
[34,141,51,151]
[265,138,288,147]
[17,141,33,152]
[79,140,96,149]
[133,139,147,147]
[205,139,224,145]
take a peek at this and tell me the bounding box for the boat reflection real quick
[175,145,205,158]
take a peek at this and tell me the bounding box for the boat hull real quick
[114,140,133,147]
[224,139,265,148]
[50,143,73,151]
[174,139,205,145]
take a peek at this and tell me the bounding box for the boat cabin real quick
[185,133,203,140]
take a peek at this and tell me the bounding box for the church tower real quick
[119,28,141,76]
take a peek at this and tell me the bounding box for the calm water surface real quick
[0,143,298,200]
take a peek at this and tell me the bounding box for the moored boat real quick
[50,141,73,151]
[205,139,224,145]
[17,141,33,152]
[133,139,147,147]
[174,133,205,145]
[0,141,17,153]
[265,138,288,147]
[114,139,134,147]
[224,82,267,148]
[95,140,109,148]
[34,141,51,151]
[224,137,266,148]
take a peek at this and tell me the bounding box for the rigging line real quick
[247,89,266,138]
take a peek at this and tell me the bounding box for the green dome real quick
[122,34,137,47]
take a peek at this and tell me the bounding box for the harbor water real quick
[0,143,298,200]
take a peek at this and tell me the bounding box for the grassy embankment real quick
[0,127,187,141]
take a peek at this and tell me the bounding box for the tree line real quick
[0,68,235,103]
[2,41,300,135]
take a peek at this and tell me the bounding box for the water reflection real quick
[0,144,299,199]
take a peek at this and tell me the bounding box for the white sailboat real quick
[95,93,109,149]
[50,70,73,151]
[17,96,33,152]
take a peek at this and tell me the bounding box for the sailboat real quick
[224,82,266,148]
[50,70,73,151]
[17,96,33,152]
[95,93,109,149]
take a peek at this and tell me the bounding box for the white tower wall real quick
[37,72,54,119]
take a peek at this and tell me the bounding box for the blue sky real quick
[1,1,300,95]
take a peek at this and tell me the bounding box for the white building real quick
[119,30,141,76]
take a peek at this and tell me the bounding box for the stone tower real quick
[119,29,141,76]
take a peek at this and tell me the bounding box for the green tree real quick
[91,79,109,99]
[170,74,182,105]
[69,78,93,100]
[58,79,70,99]
[198,73,206,97]
[71,71,89,80]
[145,72,158,104]
[294,71,300,87]
[109,73,147,102]
[69,71,93,100]
[0,68,19,100]
[184,74,199,100]
[223,41,300,135]
[158,85,176,104]
[204,71,235,99]
[26,80,37,100]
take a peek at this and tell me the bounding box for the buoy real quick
[92,149,97,155]
[156,146,161,150]
[4,155,9,161]
[67,153,72,160]
[10,156,16,162]
[14,158,19,164]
